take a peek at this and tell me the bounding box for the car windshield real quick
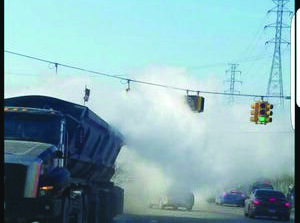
[255,190,285,199]
[5,112,62,145]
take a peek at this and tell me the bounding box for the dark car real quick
[215,190,246,206]
[249,183,274,193]
[244,189,291,221]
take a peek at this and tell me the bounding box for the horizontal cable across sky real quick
[4,50,291,100]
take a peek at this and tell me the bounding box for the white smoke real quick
[4,66,294,212]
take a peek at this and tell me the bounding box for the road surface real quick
[114,203,295,223]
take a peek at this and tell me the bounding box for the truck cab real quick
[4,106,69,222]
[4,95,125,223]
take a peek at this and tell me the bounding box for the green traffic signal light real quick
[258,116,266,122]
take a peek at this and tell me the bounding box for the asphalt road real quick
[113,203,295,223]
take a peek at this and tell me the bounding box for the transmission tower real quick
[224,63,242,104]
[265,0,293,108]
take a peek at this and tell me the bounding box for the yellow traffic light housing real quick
[186,95,205,113]
[251,101,272,125]
[258,101,267,124]
[250,102,259,123]
[265,103,273,123]
[250,101,273,125]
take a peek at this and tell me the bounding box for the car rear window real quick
[230,191,242,195]
[255,190,285,198]
[252,184,274,190]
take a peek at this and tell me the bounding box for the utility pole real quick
[224,63,242,104]
[265,0,293,108]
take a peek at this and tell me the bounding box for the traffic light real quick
[258,101,267,124]
[250,102,259,123]
[196,96,205,112]
[186,95,205,113]
[265,102,273,123]
[251,101,273,125]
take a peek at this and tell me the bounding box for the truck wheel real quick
[49,196,71,223]
[82,194,89,223]
[70,194,88,223]
[87,190,100,223]
[60,196,71,223]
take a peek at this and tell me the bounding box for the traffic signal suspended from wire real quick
[258,101,267,123]
[186,95,205,113]
[250,101,273,124]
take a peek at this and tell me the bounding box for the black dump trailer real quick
[4,95,125,223]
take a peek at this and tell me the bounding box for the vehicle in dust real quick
[159,191,194,211]
[4,96,124,223]
[215,189,246,207]
[248,181,274,194]
[244,189,291,221]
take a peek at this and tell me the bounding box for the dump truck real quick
[4,95,125,223]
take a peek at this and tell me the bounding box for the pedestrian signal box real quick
[186,95,205,113]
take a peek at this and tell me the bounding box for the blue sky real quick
[5,0,294,97]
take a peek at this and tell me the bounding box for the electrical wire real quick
[4,50,291,99]
[187,54,272,71]
[233,13,269,63]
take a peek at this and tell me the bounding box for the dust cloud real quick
[5,66,294,212]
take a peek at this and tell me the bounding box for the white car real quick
[159,191,194,211]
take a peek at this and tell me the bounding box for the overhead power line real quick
[4,50,291,100]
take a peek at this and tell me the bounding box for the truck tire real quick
[98,190,113,223]
[87,190,100,223]
[111,186,124,217]
[49,196,71,223]
[82,193,89,223]
[70,194,88,223]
